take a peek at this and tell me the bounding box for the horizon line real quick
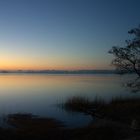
[0,69,116,74]
[0,69,114,71]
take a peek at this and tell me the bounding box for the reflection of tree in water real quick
[124,77,140,93]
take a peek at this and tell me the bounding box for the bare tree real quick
[109,25,140,77]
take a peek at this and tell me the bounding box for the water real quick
[0,73,139,127]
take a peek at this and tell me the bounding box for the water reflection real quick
[0,74,139,127]
[124,77,140,93]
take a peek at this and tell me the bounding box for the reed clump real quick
[62,96,140,124]
[61,96,105,113]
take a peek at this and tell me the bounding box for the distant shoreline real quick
[0,70,116,74]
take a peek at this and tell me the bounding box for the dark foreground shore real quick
[0,113,139,140]
[0,97,140,140]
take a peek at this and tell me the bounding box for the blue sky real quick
[0,0,140,70]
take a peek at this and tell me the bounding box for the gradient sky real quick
[0,0,140,70]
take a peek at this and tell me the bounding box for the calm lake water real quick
[0,73,139,127]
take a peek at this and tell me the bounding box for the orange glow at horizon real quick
[0,59,102,70]
[0,63,110,70]
[0,55,110,70]
[0,63,97,70]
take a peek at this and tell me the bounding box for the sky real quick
[0,0,140,70]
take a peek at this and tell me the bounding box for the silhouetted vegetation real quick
[63,96,140,125]
[109,25,140,77]
[61,96,104,113]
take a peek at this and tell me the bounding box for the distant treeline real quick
[0,70,117,74]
